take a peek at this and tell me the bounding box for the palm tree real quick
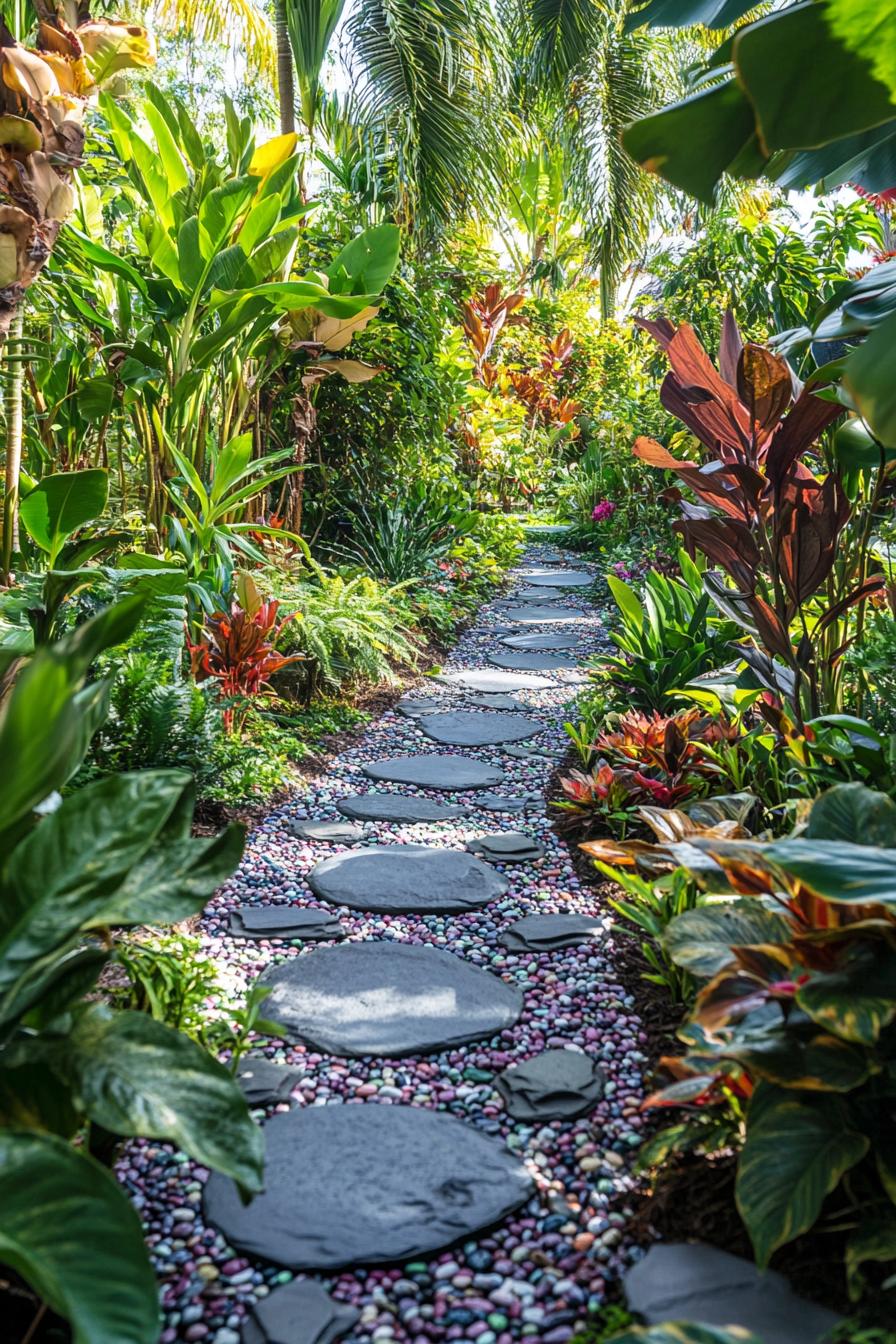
[152,0,277,82]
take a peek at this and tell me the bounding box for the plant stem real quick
[1,310,25,584]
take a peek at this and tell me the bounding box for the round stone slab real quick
[467,832,545,864]
[258,942,522,1056]
[362,755,504,791]
[437,669,553,694]
[499,913,604,952]
[488,650,583,672]
[512,587,566,602]
[336,794,467,823]
[286,819,364,843]
[496,1049,605,1122]
[525,570,593,588]
[468,693,527,710]
[307,844,508,913]
[496,605,585,624]
[501,632,583,652]
[229,906,346,942]
[204,1105,533,1271]
[417,710,540,747]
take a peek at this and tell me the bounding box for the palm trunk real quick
[1,310,25,583]
[275,0,296,135]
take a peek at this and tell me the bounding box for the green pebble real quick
[487,1313,508,1330]
[464,1067,494,1084]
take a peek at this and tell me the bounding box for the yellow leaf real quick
[249,133,298,181]
[306,359,383,383]
[313,305,380,352]
[0,46,60,101]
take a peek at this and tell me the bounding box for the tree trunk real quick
[275,0,296,135]
[1,309,25,582]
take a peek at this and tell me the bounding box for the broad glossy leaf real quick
[0,1130,160,1344]
[607,1326,762,1344]
[736,1083,868,1265]
[327,223,400,295]
[735,3,896,152]
[827,0,896,104]
[625,0,755,31]
[665,901,790,977]
[796,945,896,1045]
[806,783,896,847]
[843,310,896,448]
[622,79,756,205]
[764,838,896,905]
[20,470,109,566]
[726,1026,872,1091]
[71,1007,263,1189]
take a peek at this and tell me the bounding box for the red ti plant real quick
[461,283,526,380]
[633,313,886,724]
[189,584,303,731]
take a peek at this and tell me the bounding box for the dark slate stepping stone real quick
[502,744,565,762]
[525,570,593,588]
[204,1105,533,1271]
[467,832,545,864]
[501,632,583,651]
[469,694,528,710]
[474,792,543,814]
[396,695,443,719]
[496,1049,605,1121]
[244,1278,360,1344]
[536,549,566,563]
[488,650,582,672]
[496,605,585,624]
[437,670,553,693]
[259,942,522,1056]
[417,710,540,747]
[287,820,365,843]
[237,1057,298,1106]
[499,914,604,952]
[512,587,566,602]
[229,907,346,942]
[336,794,467,823]
[307,844,508,913]
[362,755,504,791]
[624,1244,842,1344]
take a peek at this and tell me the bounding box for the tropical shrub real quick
[617,784,896,1297]
[189,583,301,730]
[0,599,262,1344]
[329,491,476,583]
[632,314,885,723]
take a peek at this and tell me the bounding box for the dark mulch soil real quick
[545,750,892,1325]
[2,1275,71,1344]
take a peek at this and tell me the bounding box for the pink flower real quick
[592,500,617,523]
[612,562,633,580]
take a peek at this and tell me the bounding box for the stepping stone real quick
[336,794,467,823]
[204,1105,533,1271]
[524,570,593,588]
[496,605,585,624]
[287,819,365,843]
[474,792,543,814]
[512,587,566,602]
[501,632,583,651]
[237,1057,298,1106]
[437,669,553,693]
[624,1244,842,1344]
[468,693,528,710]
[537,549,566,563]
[467,832,545,864]
[362,755,504,791]
[259,942,522,1056]
[523,523,572,535]
[307,844,508,913]
[229,907,346,942]
[416,710,540,747]
[496,1048,605,1121]
[499,914,604,952]
[488,650,582,672]
[244,1278,360,1344]
[502,744,564,761]
[396,695,443,719]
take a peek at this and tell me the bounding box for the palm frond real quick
[284,0,349,136]
[345,0,509,231]
[520,0,606,88]
[152,0,276,80]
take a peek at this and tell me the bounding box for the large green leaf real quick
[20,471,109,568]
[843,309,896,448]
[0,1130,160,1344]
[0,598,145,841]
[327,223,400,295]
[726,1025,873,1092]
[736,1082,869,1265]
[625,0,756,30]
[665,901,791,978]
[734,3,896,152]
[621,79,757,205]
[827,0,896,105]
[0,771,244,1007]
[70,1007,263,1190]
[796,945,896,1046]
[807,782,896,846]
[764,838,896,905]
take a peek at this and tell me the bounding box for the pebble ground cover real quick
[125,542,650,1344]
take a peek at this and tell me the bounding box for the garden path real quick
[128,538,650,1344]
